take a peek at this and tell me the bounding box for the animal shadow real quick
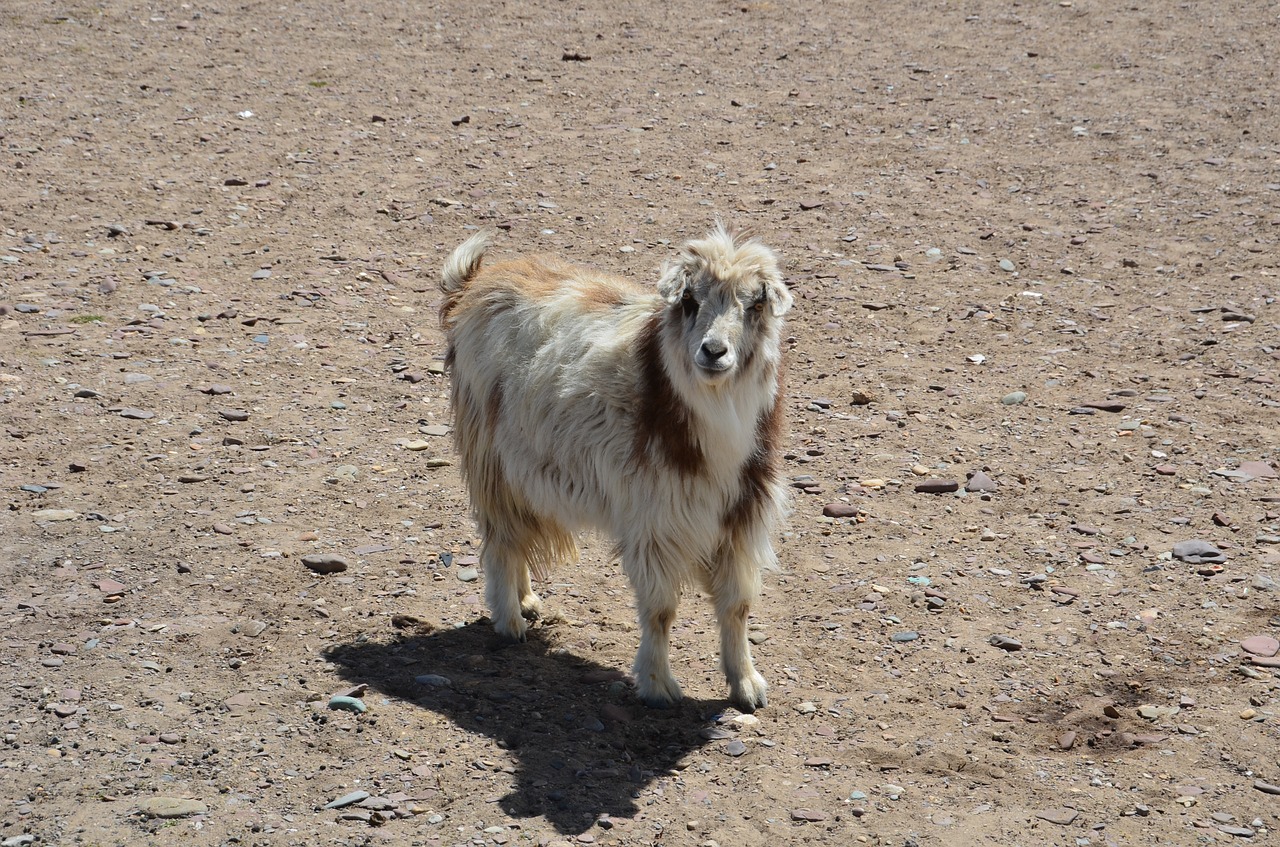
[324,621,724,835]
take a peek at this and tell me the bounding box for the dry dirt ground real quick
[2,0,1279,845]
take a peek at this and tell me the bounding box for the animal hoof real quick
[520,596,544,621]
[639,692,678,709]
[493,618,529,643]
[635,675,683,709]
[729,673,768,713]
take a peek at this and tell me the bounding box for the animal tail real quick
[439,230,492,327]
[441,230,492,296]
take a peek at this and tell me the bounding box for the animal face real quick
[657,227,791,384]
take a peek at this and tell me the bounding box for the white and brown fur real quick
[438,226,792,712]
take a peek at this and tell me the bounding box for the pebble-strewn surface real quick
[1,0,1277,845]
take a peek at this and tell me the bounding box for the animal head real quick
[656,226,791,384]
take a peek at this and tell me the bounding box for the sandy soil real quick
[2,0,1278,845]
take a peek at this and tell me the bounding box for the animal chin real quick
[694,358,734,379]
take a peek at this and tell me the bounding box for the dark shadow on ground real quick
[324,621,726,835]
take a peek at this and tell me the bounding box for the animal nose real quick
[699,340,727,361]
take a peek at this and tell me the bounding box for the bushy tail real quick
[439,230,492,327]
[441,230,492,296]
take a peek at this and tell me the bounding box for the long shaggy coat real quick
[438,227,791,712]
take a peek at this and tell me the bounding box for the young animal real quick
[438,226,791,712]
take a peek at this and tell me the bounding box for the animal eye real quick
[681,290,699,318]
[753,299,766,312]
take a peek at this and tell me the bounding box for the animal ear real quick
[763,267,793,317]
[657,261,689,304]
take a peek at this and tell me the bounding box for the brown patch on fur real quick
[577,276,630,310]
[439,289,462,328]
[633,313,705,477]
[485,381,504,433]
[722,374,785,538]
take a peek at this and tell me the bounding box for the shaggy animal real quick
[438,226,792,712]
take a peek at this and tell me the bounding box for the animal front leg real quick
[627,563,683,708]
[709,559,768,713]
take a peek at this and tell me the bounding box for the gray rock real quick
[989,635,1023,651]
[965,471,998,493]
[1172,540,1226,564]
[302,553,349,574]
[324,790,371,810]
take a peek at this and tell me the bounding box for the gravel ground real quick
[1,1,1278,845]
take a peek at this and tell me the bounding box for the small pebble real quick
[1001,391,1027,405]
[328,695,368,713]
[725,739,747,757]
[302,553,349,574]
[915,479,959,494]
[965,471,998,493]
[989,635,1023,651]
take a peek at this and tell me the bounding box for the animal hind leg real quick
[481,533,533,642]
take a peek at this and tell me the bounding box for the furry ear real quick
[657,261,689,304]
[763,266,793,317]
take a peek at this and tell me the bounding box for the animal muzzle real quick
[695,337,735,374]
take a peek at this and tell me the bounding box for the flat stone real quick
[219,409,250,422]
[790,809,826,822]
[1001,391,1027,405]
[1035,808,1078,826]
[822,502,858,518]
[915,479,959,494]
[1172,540,1226,564]
[1239,461,1277,479]
[891,631,919,643]
[1154,464,1178,475]
[725,739,747,757]
[302,553,349,574]
[1241,635,1280,657]
[137,797,208,818]
[118,407,154,420]
[1253,780,1280,795]
[324,790,371,810]
[404,440,431,451]
[1057,731,1077,750]
[33,509,79,522]
[1218,826,1255,838]
[96,579,127,595]
[456,567,479,582]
